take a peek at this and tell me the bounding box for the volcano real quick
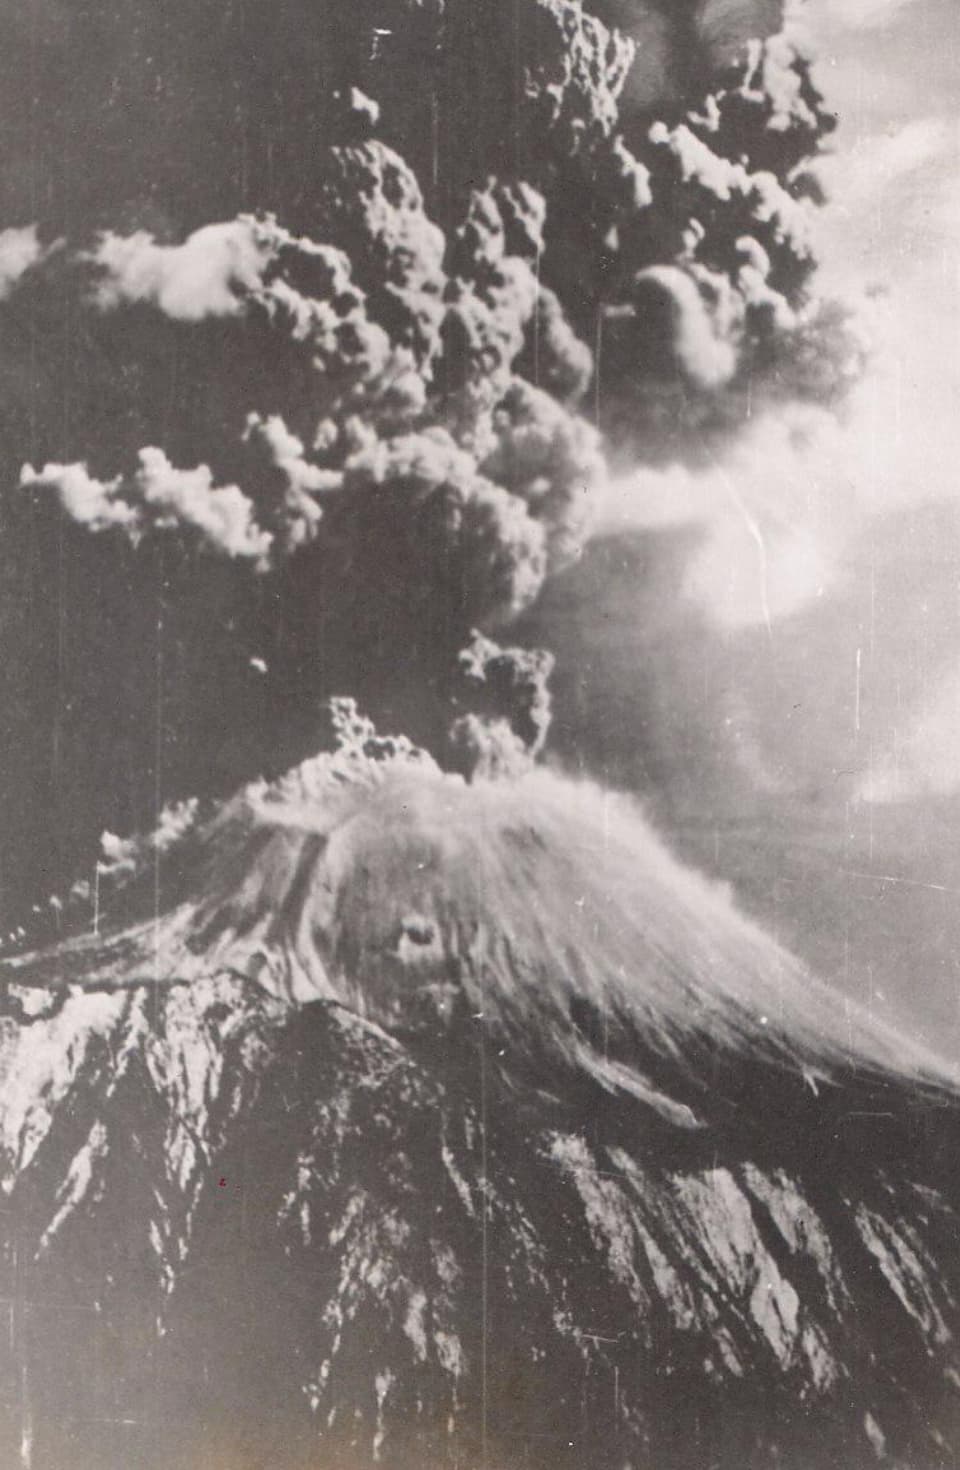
[0,714,957,1470]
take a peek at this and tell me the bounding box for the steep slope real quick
[1,733,959,1469]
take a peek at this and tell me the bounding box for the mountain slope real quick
[1,737,959,1469]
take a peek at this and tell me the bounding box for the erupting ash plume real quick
[448,632,556,778]
[0,0,861,912]
[0,3,955,1468]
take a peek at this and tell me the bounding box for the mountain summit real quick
[1,719,958,1470]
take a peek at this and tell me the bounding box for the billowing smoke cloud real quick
[627,264,740,389]
[0,0,870,919]
[88,219,277,320]
[20,451,274,563]
[578,29,854,451]
[12,134,605,636]
[324,428,550,630]
[241,414,339,552]
[99,796,200,880]
[449,631,556,778]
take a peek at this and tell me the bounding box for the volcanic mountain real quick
[1,713,959,1470]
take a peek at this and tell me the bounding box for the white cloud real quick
[788,0,918,37]
[21,449,273,562]
[19,460,136,531]
[88,218,273,320]
[597,406,840,629]
[596,55,960,634]
[595,265,960,632]
[134,447,273,560]
[817,118,953,213]
[243,413,342,551]
[858,666,960,803]
[811,116,960,305]
[684,509,832,632]
[0,224,53,298]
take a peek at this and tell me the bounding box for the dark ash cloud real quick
[0,0,864,924]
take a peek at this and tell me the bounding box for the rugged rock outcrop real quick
[1,736,958,1469]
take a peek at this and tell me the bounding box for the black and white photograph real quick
[0,1,959,1466]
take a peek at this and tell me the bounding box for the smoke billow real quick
[448,631,556,779]
[0,0,863,916]
[20,451,275,562]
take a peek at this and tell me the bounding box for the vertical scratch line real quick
[153,555,165,1013]
[593,309,603,429]
[479,969,489,1470]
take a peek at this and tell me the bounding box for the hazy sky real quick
[536,0,960,1056]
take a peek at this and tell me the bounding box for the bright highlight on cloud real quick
[21,450,273,563]
[596,286,959,633]
[0,225,51,298]
[89,219,277,320]
[789,0,919,35]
